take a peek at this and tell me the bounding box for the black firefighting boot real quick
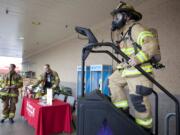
[143,127,153,134]
[0,119,6,123]
[122,107,129,114]
[9,118,14,124]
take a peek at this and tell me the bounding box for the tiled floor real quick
[0,98,76,135]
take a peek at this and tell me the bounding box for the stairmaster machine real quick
[75,26,180,135]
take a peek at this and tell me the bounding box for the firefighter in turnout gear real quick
[0,77,4,98]
[31,64,60,97]
[0,64,23,123]
[109,1,160,129]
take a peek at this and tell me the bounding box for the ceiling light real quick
[32,21,41,25]
[18,37,24,40]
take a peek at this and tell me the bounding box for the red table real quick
[21,97,72,135]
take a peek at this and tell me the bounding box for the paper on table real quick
[47,88,53,105]
[38,101,48,106]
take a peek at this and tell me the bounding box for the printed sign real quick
[26,101,35,117]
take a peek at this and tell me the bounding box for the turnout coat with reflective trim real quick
[119,20,159,77]
[33,70,60,90]
[0,71,23,97]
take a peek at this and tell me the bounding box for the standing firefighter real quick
[31,64,60,97]
[0,64,23,123]
[109,1,160,130]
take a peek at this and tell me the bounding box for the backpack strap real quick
[116,29,129,44]
[117,23,142,54]
[127,23,142,54]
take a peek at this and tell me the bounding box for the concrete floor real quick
[0,98,76,135]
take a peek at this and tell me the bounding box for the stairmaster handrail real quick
[81,42,180,135]
[165,113,176,135]
[90,49,159,135]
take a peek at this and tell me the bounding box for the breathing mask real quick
[111,13,126,31]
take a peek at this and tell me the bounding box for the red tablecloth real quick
[21,97,72,135]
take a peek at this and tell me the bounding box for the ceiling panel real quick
[0,0,146,58]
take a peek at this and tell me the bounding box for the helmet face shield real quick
[111,13,126,31]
